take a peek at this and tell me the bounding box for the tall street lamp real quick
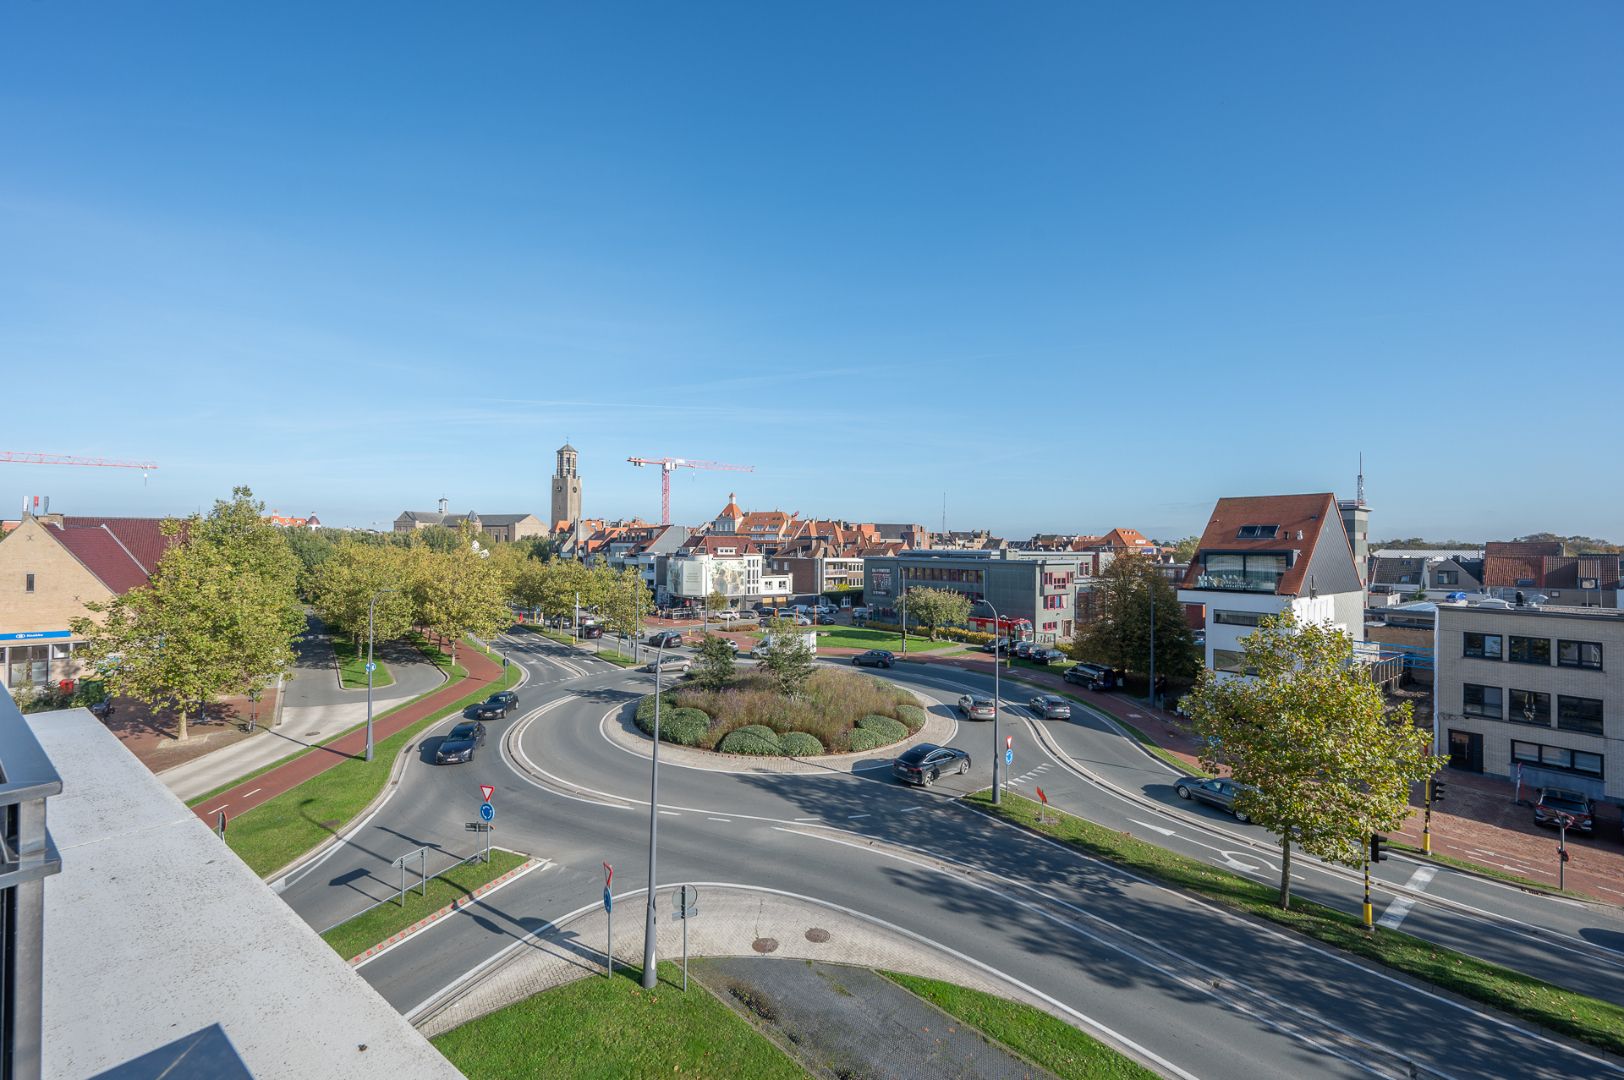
[641,639,667,989]
[982,599,1003,806]
[365,588,397,763]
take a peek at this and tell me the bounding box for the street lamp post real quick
[984,600,1003,806]
[365,588,397,763]
[1147,576,1157,709]
[641,640,667,989]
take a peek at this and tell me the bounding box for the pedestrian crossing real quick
[1004,761,1054,788]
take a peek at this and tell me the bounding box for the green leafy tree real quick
[1172,536,1201,563]
[706,588,729,616]
[413,523,512,667]
[1180,612,1444,910]
[694,633,737,691]
[762,630,815,698]
[596,564,652,656]
[897,586,972,640]
[311,542,416,650]
[1070,554,1198,679]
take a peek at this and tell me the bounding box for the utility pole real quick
[1147,575,1157,710]
[641,640,668,989]
[985,600,1003,806]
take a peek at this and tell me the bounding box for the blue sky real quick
[4,4,1621,540]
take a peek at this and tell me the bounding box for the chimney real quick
[438,496,449,515]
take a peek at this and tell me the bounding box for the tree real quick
[1172,536,1201,563]
[1179,612,1443,910]
[694,634,737,691]
[311,542,416,649]
[899,587,971,640]
[1070,554,1199,680]
[762,630,815,698]
[413,524,512,667]
[595,564,651,656]
[706,588,729,615]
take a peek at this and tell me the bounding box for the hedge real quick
[844,728,891,753]
[856,714,908,742]
[861,620,997,646]
[895,703,926,732]
[780,731,825,757]
[718,724,783,755]
[636,694,675,722]
[634,698,710,746]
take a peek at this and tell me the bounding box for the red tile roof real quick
[1181,493,1344,596]
[58,516,178,574]
[1485,540,1563,559]
[1482,555,1543,588]
[47,523,155,595]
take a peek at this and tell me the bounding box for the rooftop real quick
[1441,602,1624,621]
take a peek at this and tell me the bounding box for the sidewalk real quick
[189,635,502,824]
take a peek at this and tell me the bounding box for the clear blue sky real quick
[4,4,1620,541]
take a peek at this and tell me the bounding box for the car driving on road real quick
[892,743,971,786]
[641,655,692,675]
[465,694,514,721]
[957,694,996,720]
[1174,776,1252,823]
[850,649,895,668]
[435,721,486,764]
[1028,694,1071,720]
[646,630,684,648]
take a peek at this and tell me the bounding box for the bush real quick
[779,731,824,757]
[659,707,712,746]
[718,724,783,756]
[857,621,996,646]
[895,703,926,732]
[855,714,907,742]
[844,728,890,753]
[636,693,674,723]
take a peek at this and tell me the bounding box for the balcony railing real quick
[1193,571,1284,593]
[0,686,63,1080]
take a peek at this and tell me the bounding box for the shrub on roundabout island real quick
[855,714,908,742]
[895,703,926,732]
[635,697,711,746]
[779,731,824,757]
[844,727,891,753]
[717,724,783,756]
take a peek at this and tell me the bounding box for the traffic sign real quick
[1036,786,1048,805]
[1004,749,1013,765]
[1006,735,1014,750]
[480,784,495,803]
[673,884,699,919]
[364,661,376,673]
[603,887,613,913]
[479,802,494,823]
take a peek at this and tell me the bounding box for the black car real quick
[817,612,838,625]
[488,690,518,710]
[851,649,895,669]
[892,743,971,786]
[436,721,486,764]
[1013,640,1035,659]
[1174,776,1252,823]
[465,695,513,721]
[1534,789,1595,833]
[1027,648,1065,666]
[646,630,684,648]
[1064,662,1118,690]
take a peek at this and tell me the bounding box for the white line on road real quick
[899,806,927,814]
[847,813,870,820]
[1378,865,1436,930]
[1129,818,1177,837]
[658,810,680,817]
[241,788,261,799]
[706,817,731,823]
[202,804,228,816]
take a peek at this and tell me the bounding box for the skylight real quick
[1236,524,1280,539]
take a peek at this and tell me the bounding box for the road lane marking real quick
[899,806,927,814]
[847,813,870,820]
[1129,819,1177,837]
[1378,866,1437,930]
[706,817,731,823]
[242,788,261,799]
[202,804,228,816]
[658,810,680,817]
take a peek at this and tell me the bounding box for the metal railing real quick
[0,686,63,1080]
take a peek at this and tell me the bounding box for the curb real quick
[347,856,542,965]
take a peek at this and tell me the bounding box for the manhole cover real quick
[805,928,830,943]
[751,937,779,953]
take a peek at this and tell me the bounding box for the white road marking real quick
[847,813,871,819]
[1378,866,1437,930]
[899,806,927,814]
[241,788,261,799]
[658,810,680,817]
[202,804,228,816]
[706,817,731,823]
[1129,819,1177,837]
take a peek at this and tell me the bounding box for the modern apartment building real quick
[1177,493,1366,677]
[862,549,1086,643]
[1436,603,1620,802]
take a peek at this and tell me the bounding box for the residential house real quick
[1369,554,1486,602]
[1480,541,1619,608]
[863,548,1086,644]
[265,512,322,529]
[1177,493,1366,678]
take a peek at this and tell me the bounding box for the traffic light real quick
[1430,777,1446,804]
[1370,834,1389,863]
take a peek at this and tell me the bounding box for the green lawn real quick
[321,849,529,960]
[967,791,1624,1057]
[432,962,806,1080]
[223,642,518,877]
[331,634,394,690]
[882,971,1158,1080]
[1388,840,1572,897]
[813,626,956,653]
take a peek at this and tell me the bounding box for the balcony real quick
[1193,570,1285,593]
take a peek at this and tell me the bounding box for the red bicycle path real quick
[191,634,504,825]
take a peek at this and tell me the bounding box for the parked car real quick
[579,624,604,639]
[712,610,739,623]
[89,697,115,719]
[817,612,838,624]
[1028,694,1071,720]
[646,630,684,648]
[466,693,515,721]
[892,743,971,786]
[641,655,693,676]
[435,721,486,764]
[785,614,813,626]
[957,694,997,721]
[1013,640,1035,659]
[851,605,872,619]
[1534,789,1595,833]
[1173,776,1252,823]
[851,649,895,669]
[1064,662,1118,690]
[980,637,1010,654]
[1028,647,1066,666]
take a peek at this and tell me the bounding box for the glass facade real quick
[1196,552,1288,592]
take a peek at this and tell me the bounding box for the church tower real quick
[551,443,582,528]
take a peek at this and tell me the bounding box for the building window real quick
[1508,689,1550,726]
[1462,633,1502,660]
[1507,636,1550,665]
[1437,570,1458,585]
[1212,649,1255,675]
[1511,741,1604,778]
[1235,524,1279,539]
[1213,610,1264,627]
[1556,695,1604,735]
[1462,683,1502,719]
[1198,552,1289,593]
[1557,640,1603,670]
[25,572,35,593]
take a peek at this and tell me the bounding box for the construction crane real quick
[626,456,754,525]
[2,450,158,472]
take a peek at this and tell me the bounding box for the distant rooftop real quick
[28,708,461,1080]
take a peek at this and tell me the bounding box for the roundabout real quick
[269,628,1624,1080]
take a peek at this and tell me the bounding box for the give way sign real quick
[480,785,495,803]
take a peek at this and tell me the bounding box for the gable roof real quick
[58,516,177,577]
[1181,493,1346,596]
[45,521,171,595]
[473,513,538,527]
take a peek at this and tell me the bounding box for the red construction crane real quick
[626,455,754,525]
[1,450,158,472]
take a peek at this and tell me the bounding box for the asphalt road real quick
[275,634,1624,1080]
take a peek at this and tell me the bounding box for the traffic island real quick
[323,850,538,963]
[965,790,1624,1058]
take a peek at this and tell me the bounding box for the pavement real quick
[160,616,449,803]
[271,632,1624,1080]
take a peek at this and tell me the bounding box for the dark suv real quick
[1064,663,1118,690]
[1534,789,1595,833]
[646,630,684,648]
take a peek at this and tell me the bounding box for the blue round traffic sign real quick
[364,661,376,673]
[479,802,494,822]
[1004,749,1013,765]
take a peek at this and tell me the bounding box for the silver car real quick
[957,694,996,720]
[1028,694,1071,720]
[641,655,692,675]
[1174,776,1252,824]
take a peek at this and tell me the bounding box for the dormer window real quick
[1235,524,1279,539]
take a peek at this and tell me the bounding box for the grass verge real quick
[320,849,529,960]
[814,626,955,653]
[881,971,1158,1080]
[1388,841,1572,897]
[222,642,517,877]
[966,790,1624,1057]
[331,634,394,690]
[432,962,805,1080]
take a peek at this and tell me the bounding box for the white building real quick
[1178,492,1366,678]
